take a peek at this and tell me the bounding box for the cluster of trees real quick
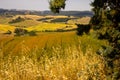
[14,28,28,36]
[49,0,120,79]
[14,28,36,36]
[9,16,25,23]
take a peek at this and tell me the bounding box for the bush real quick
[9,16,25,23]
[14,28,28,36]
[28,31,37,36]
[76,24,91,35]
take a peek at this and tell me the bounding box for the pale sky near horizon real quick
[0,0,92,11]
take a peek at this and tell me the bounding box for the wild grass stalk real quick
[0,43,106,80]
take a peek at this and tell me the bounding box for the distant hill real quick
[0,8,93,17]
[42,11,93,17]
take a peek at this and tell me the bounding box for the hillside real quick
[0,14,90,33]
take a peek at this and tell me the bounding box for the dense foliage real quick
[14,28,28,36]
[49,0,66,13]
[76,24,91,35]
[90,0,120,79]
[9,16,25,23]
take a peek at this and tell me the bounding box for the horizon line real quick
[0,8,92,12]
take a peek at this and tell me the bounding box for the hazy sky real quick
[0,0,92,11]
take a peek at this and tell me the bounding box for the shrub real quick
[14,28,28,36]
[9,16,25,23]
[50,18,70,23]
[28,31,37,36]
[76,24,91,35]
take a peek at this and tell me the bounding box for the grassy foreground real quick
[0,31,107,80]
[0,44,106,80]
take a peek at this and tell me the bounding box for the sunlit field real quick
[0,0,119,79]
[0,44,106,80]
[0,24,15,33]
[0,15,108,80]
[26,23,77,32]
[0,31,107,80]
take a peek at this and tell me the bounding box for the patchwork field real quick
[0,15,81,33]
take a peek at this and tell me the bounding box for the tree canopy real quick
[49,0,66,13]
[90,0,120,79]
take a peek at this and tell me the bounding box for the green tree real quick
[14,28,28,36]
[9,16,25,23]
[49,0,66,13]
[90,0,120,79]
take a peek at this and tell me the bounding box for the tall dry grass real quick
[0,42,106,80]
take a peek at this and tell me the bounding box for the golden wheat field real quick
[0,15,108,80]
[0,24,15,33]
[0,45,106,80]
[26,23,77,32]
[0,31,107,80]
